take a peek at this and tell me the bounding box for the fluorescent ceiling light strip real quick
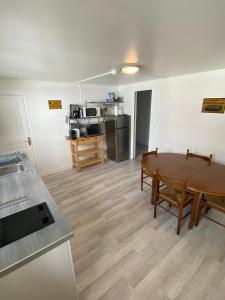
[76,69,117,84]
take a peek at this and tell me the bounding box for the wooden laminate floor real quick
[43,160,225,300]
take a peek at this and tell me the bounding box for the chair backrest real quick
[186,149,212,165]
[142,147,158,158]
[204,191,225,213]
[156,169,187,201]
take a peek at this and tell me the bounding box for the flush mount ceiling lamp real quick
[120,64,140,74]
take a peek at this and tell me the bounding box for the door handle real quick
[27,137,32,146]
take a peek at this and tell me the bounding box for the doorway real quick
[134,90,152,159]
[0,95,37,167]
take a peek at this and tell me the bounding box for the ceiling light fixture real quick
[76,69,117,84]
[76,69,117,105]
[120,65,140,74]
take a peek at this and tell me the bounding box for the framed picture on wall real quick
[48,100,62,109]
[201,98,225,113]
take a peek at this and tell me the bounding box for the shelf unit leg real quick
[70,143,75,167]
[75,143,81,171]
[101,137,104,164]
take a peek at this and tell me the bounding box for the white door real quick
[0,95,36,166]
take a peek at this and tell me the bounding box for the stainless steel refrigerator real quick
[105,115,130,162]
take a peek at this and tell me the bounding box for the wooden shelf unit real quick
[70,135,104,171]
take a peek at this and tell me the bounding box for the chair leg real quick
[151,178,155,205]
[153,191,158,219]
[141,167,143,191]
[177,206,183,235]
[154,199,157,218]
[205,205,210,214]
[154,179,159,218]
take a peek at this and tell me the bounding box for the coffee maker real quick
[70,128,80,139]
[70,104,80,118]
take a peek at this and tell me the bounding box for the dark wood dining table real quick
[142,153,225,228]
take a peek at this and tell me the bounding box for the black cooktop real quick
[0,202,55,248]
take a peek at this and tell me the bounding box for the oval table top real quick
[142,153,225,195]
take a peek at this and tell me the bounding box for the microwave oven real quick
[82,107,100,118]
[86,124,102,136]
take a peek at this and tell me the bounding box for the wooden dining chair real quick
[195,193,225,227]
[186,149,212,165]
[141,147,158,204]
[186,149,213,205]
[154,169,195,235]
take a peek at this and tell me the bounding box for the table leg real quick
[188,192,199,229]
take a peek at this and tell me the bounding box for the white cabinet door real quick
[0,95,36,166]
[0,241,78,300]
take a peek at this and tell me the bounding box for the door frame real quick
[0,93,38,169]
[133,90,152,159]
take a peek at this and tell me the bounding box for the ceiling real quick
[1,0,225,85]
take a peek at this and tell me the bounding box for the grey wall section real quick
[136,90,151,145]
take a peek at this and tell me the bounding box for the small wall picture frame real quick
[201,98,225,113]
[48,100,62,110]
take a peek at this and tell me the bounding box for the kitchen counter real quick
[0,155,74,278]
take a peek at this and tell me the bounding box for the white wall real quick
[2,68,225,174]
[119,69,225,163]
[0,79,117,175]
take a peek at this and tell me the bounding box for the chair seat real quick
[143,168,154,177]
[159,187,193,204]
[206,195,225,208]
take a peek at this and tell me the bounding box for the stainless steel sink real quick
[0,163,26,177]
